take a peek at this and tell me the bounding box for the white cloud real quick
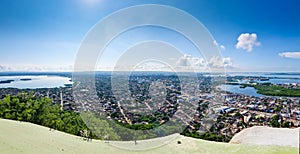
[176,55,233,70]
[135,62,170,71]
[0,65,10,71]
[213,40,219,46]
[213,40,226,51]
[208,56,233,68]
[279,52,300,59]
[220,45,226,51]
[222,57,233,68]
[176,54,207,68]
[235,33,260,52]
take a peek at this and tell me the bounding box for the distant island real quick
[0,80,14,84]
[20,78,32,81]
[64,83,72,87]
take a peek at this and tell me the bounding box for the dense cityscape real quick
[1,72,299,141]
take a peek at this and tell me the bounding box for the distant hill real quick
[0,118,298,154]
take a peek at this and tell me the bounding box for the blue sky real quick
[0,0,299,72]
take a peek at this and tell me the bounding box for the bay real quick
[217,84,265,97]
[0,75,72,89]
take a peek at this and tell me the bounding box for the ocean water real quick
[0,76,72,89]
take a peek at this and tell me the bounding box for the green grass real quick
[0,118,298,154]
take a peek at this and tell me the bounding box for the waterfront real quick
[220,74,300,97]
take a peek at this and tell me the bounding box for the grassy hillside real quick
[0,118,298,154]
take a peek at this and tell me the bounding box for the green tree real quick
[270,114,280,127]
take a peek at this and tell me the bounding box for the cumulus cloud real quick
[176,55,233,70]
[279,52,300,59]
[176,54,207,68]
[222,57,233,68]
[208,56,233,68]
[235,33,260,52]
[213,40,226,51]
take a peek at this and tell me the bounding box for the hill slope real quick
[0,118,298,154]
[230,126,299,147]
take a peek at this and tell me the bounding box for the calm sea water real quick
[217,84,265,97]
[0,76,72,89]
[260,78,300,84]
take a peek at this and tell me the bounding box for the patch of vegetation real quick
[254,85,300,97]
[0,92,88,137]
[181,129,231,142]
[270,114,280,128]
